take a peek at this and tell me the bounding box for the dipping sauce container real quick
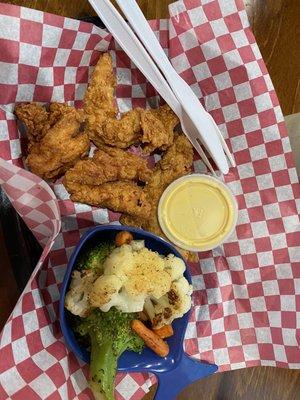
[158,174,238,252]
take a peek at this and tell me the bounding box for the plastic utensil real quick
[115,0,231,174]
[87,0,225,174]
[59,225,218,400]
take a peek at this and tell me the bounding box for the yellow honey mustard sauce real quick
[158,174,238,252]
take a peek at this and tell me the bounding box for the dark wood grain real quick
[143,366,300,400]
[245,0,300,115]
[1,0,300,399]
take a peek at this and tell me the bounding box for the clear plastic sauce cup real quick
[158,174,238,252]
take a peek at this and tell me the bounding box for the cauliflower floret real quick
[65,269,98,317]
[125,249,172,299]
[164,254,186,281]
[145,276,193,328]
[90,274,144,313]
[103,244,134,281]
[100,288,146,313]
[89,274,123,308]
[130,240,145,251]
[90,245,174,313]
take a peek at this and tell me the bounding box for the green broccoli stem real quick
[89,335,117,400]
[75,308,144,400]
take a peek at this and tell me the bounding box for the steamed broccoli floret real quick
[76,308,144,400]
[76,242,115,272]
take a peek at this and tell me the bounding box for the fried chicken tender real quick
[15,102,80,147]
[120,134,197,261]
[84,53,118,145]
[15,103,50,145]
[84,53,142,148]
[48,102,77,125]
[26,109,89,180]
[120,134,194,235]
[90,108,142,148]
[65,180,151,218]
[140,104,179,154]
[84,52,117,130]
[64,145,152,186]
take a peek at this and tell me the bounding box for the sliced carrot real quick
[153,324,174,339]
[131,319,169,357]
[115,231,133,246]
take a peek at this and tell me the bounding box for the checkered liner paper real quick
[0,0,300,398]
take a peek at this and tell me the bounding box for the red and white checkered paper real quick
[0,0,300,399]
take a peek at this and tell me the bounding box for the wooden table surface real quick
[1,1,300,399]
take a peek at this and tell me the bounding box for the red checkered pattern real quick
[0,158,60,246]
[0,0,300,399]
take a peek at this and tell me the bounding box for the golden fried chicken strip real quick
[27,109,89,180]
[90,108,142,148]
[64,145,152,186]
[84,53,117,134]
[140,104,179,154]
[120,135,195,260]
[48,102,78,126]
[15,103,50,144]
[15,102,80,147]
[84,53,142,148]
[120,167,168,236]
[120,134,194,235]
[65,180,151,218]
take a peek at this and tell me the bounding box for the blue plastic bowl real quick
[59,225,217,399]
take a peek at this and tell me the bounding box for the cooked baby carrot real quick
[153,324,174,339]
[115,231,133,246]
[131,319,169,357]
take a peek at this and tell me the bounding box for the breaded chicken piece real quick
[64,145,152,186]
[140,104,179,154]
[120,135,196,261]
[15,103,50,144]
[84,53,142,148]
[120,134,194,235]
[48,102,77,125]
[65,180,151,218]
[90,108,142,148]
[15,102,80,147]
[26,109,90,180]
[84,53,117,121]
[84,53,117,136]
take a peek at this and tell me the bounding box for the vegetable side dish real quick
[65,231,192,400]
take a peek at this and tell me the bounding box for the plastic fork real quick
[88,0,222,174]
[116,0,235,171]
